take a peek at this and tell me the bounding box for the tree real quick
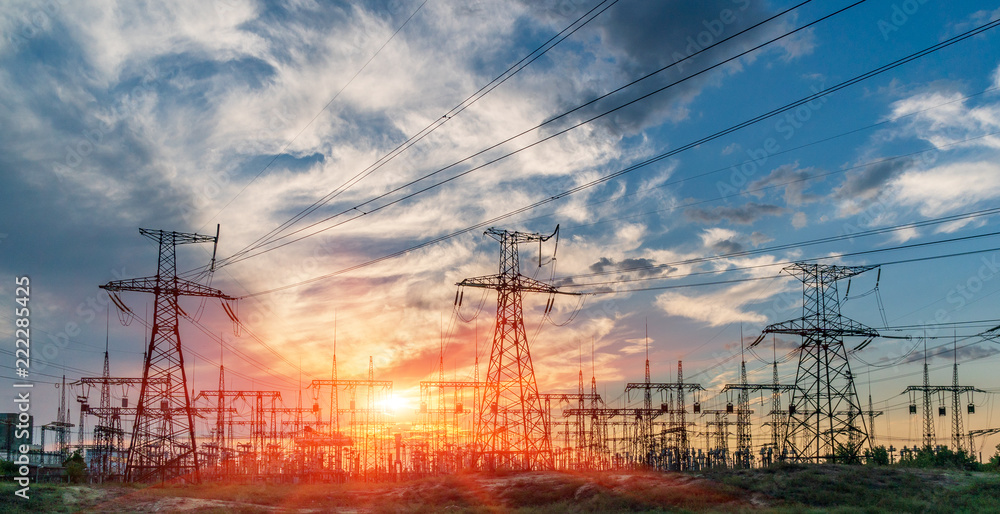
[988,444,1000,471]
[867,445,890,466]
[899,446,979,471]
[63,450,86,483]
[833,442,863,465]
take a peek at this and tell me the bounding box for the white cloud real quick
[699,227,739,247]
[886,91,1000,150]
[655,286,767,327]
[889,226,919,243]
[791,211,807,229]
[891,161,1000,216]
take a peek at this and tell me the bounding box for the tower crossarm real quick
[139,228,217,246]
[721,383,799,393]
[562,407,665,419]
[835,410,883,417]
[625,382,705,393]
[756,317,880,340]
[539,393,603,403]
[458,274,579,295]
[101,276,234,299]
[420,380,482,389]
[309,379,392,389]
[86,407,232,418]
[77,377,167,387]
[783,263,879,283]
[901,385,984,395]
[193,390,282,402]
[484,226,557,244]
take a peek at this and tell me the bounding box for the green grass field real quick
[1,465,998,513]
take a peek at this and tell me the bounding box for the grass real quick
[0,465,997,512]
[696,463,1000,513]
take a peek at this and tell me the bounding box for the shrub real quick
[63,450,87,483]
[832,442,863,465]
[898,445,979,471]
[987,444,1000,471]
[866,445,890,466]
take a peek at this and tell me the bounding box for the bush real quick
[988,444,1000,471]
[63,450,87,483]
[866,445,890,466]
[898,445,979,471]
[831,442,863,465]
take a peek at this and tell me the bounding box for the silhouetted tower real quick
[751,263,879,462]
[903,339,981,452]
[94,340,116,479]
[675,360,689,467]
[576,349,586,468]
[951,339,964,452]
[589,339,606,467]
[770,342,783,452]
[640,328,653,462]
[458,226,570,470]
[921,342,935,448]
[100,227,233,483]
[735,358,752,468]
[215,349,227,469]
[58,375,69,456]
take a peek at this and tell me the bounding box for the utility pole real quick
[100,226,234,483]
[458,226,574,471]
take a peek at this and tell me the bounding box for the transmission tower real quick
[675,360,689,469]
[458,225,573,470]
[96,343,115,479]
[750,263,880,462]
[921,344,934,448]
[735,359,752,468]
[100,227,233,483]
[902,340,983,451]
[951,339,965,452]
[58,375,69,455]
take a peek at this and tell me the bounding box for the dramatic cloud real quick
[3,0,1000,436]
[834,157,914,202]
[588,256,673,278]
[748,163,823,206]
[685,202,786,225]
[526,0,810,135]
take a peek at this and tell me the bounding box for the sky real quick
[2,0,1000,457]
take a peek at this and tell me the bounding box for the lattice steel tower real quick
[100,227,233,482]
[458,226,571,470]
[752,263,879,462]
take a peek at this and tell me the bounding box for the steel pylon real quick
[100,227,233,482]
[458,226,573,470]
[751,263,879,463]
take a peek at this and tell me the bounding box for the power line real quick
[559,203,1000,282]
[201,0,431,233]
[235,14,1000,296]
[218,0,832,267]
[216,0,625,268]
[580,241,1000,295]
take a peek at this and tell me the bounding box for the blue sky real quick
[3,0,1000,456]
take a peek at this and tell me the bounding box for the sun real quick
[379,394,413,415]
